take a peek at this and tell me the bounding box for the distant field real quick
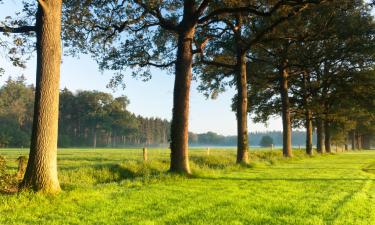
[1,148,375,225]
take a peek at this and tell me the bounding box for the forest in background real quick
[189,131,316,147]
[0,76,319,148]
[0,76,170,148]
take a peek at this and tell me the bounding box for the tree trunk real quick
[112,134,116,148]
[363,134,371,150]
[324,120,331,153]
[170,11,196,174]
[316,118,324,153]
[236,51,249,164]
[20,1,62,193]
[356,133,362,150]
[280,66,292,157]
[305,110,313,155]
[93,128,97,148]
[351,130,356,150]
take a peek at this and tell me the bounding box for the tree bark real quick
[170,5,196,174]
[324,120,331,153]
[305,110,313,155]
[280,66,292,157]
[302,71,312,156]
[20,1,62,193]
[236,51,249,164]
[316,118,324,153]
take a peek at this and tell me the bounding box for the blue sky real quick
[0,1,283,135]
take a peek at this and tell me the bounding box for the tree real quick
[259,135,273,147]
[195,1,323,162]
[248,0,374,156]
[0,0,63,193]
[62,0,321,173]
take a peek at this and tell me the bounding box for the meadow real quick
[1,148,375,225]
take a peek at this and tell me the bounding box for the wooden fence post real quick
[143,147,148,162]
[16,156,27,179]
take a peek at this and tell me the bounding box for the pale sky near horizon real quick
[0,1,283,135]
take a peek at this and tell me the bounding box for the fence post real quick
[143,147,148,162]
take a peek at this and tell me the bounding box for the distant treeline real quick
[0,76,170,148]
[189,131,316,147]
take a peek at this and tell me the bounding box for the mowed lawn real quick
[1,148,375,225]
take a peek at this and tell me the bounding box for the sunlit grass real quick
[1,148,374,224]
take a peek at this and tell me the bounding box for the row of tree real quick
[196,0,375,156]
[0,77,170,148]
[0,0,374,193]
[4,75,367,150]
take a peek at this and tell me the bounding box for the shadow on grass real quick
[89,162,171,184]
[197,176,375,182]
[362,162,375,174]
[190,155,234,169]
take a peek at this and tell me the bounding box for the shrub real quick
[0,156,17,193]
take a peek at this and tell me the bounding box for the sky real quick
[0,1,283,136]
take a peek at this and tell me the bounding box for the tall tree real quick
[63,0,319,173]
[0,0,63,193]
[195,1,322,161]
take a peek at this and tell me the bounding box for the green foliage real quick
[259,135,274,147]
[1,148,374,224]
[58,89,170,147]
[0,76,34,147]
[0,78,170,148]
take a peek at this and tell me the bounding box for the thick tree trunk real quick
[170,20,195,174]
[316,118,324,153]
[324,120,331,153]
[236,51,249,164]
[305,110,313,155]
[21,1,62,193]
[280,67,292,157]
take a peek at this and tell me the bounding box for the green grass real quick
[1,148,375,225]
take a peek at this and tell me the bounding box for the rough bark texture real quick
[324,120,331,153]
[20,1,62,193]
[305,110,313,155]
[280,67,292,157]
[316,118,324,153]
[170,2,196,174]
[236,51,249,164]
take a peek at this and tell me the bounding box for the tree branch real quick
[134,0,178,32]
[199,58,236,69]
[0,25,36,33]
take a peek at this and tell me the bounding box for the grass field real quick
[1,148,375,225]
